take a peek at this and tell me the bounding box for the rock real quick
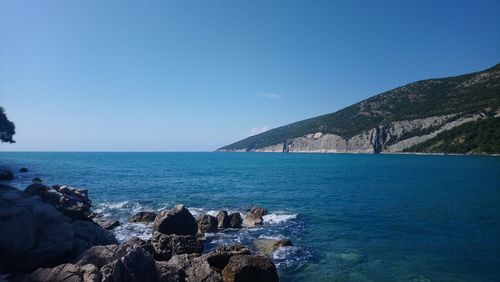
[151,231,203,261]
[228,213,243,228]
[166,254,222,282]
[197,214,218,233]
[0,170,13,181]
[153,205,197,236]
[222,255,279,282]
[19,167,28,173]
[249,207,268,217]
[124,237,155,256]
[24,184,92,221]
[70,220,118,257]
[155,262,186,282]
[215,245,252,256]
[32,177,43,183]
[253,239,292,255]
[25,263,101,282]
[95,218,120,230]
[242,213,263,228]
[205,245,252,272]
[129,211,157,223]
[100,246,157,282]
[216,211,229,229]
[75,245,127,269]
[0,184,74,272]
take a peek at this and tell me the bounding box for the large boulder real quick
[153,205,197,236]
[100,247,157,282]
[249,207,268,217]
[197,214,218,233]
[216,211,229,229]
[151,231,203,261]
[25,263,101,282]
[222,255,279,282]
[253,239,292,255]
[0,170,13,181]
[205,245,252,272]
[228,213,243,228]
[70,220,118,257]
[166,254,222,282]
[155,262,186,282]
[24,184,92,221]
[129,211,157,223]
[0,184,74,271]
[242,213,263,228]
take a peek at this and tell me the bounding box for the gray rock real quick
[100,247,156,282]
[197,214,218,233]
[0,170,13,181]
[153,205,197,236]
[253,239,292,255]
[166,254,222,282]
[0,184,74,271]
[25,263,101,282]
[249,207,268,217]
[242,213,263,228]
[129,211,157,223]
[95,218,120,230]
[216,211,229,229]
[19,168,28,173]
[151,231,203,261]
[155,262,186,282]
[205,244,252,272]
[222,255,279,282]
[70,220,118,257]
[228,213,243,228]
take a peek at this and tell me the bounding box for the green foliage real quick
[403,117,500,154]
[0,106,16,143]
[220,64,500,151]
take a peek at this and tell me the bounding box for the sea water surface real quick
[1,152,499,281]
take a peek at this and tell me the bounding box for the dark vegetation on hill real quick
[0,106,15,143]
[404,117,500,154]
[220,64,500,152]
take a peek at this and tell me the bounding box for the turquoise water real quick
[1,152,499,281]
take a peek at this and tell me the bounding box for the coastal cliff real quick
[219,64,500,154]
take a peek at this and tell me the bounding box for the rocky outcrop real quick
[242,213,263,228]
[222,255,279,282]
[151,231,203,261]
[153,205,198,236]
[129,211,157,223]
[228,213,243,228]
[197,214,218,233]
[216,211,230,229]
[249,207,268,217]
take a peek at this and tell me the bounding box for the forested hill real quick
[219,64,500,154]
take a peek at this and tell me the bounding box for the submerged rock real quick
[153,205,198,236]
[129,211,157,223]
[19,167,28,173]
[253,239,292,255]
[222,255,279,282]
[0,170,13,180]
[197,214,218,233]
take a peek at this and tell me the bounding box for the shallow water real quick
[1,152,499,281]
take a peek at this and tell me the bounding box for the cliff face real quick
[219,64,500,154]
[0,107,15,143]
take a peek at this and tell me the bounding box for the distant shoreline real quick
[215,149,500,157]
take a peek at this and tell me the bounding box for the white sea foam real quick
[263,213,298,224]
[114,222,152,242]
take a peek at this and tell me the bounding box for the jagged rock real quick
[100,247,157,282]
[197,214,218,233]
[19,168,28,173]
[70,220,118,257]
[24,184,92,221]
[216,211,229,229]
[75,245,127,269]
[222,255,279,282]
[0,184,74,272]
[253,239,292,255]
[249,207,268,217]
[155,262,186,282]
[167,254,222,282]
[0,170,13,180]
[242,213,263,228]
[205,245,252,272]
[153,205,197,236]
[228,213,243,228]
[25,263,101,282]
[124,237,155,256]
[129,211,157,223]
[215,245,252,256]
[95,218,120,230]
[151,231,203,261]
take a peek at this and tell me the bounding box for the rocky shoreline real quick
[0,181,284,282]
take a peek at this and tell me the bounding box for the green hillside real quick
[220,64,500,152]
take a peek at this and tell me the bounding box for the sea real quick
[1,152,499,282]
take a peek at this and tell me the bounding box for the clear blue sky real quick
[1,0,499,151]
